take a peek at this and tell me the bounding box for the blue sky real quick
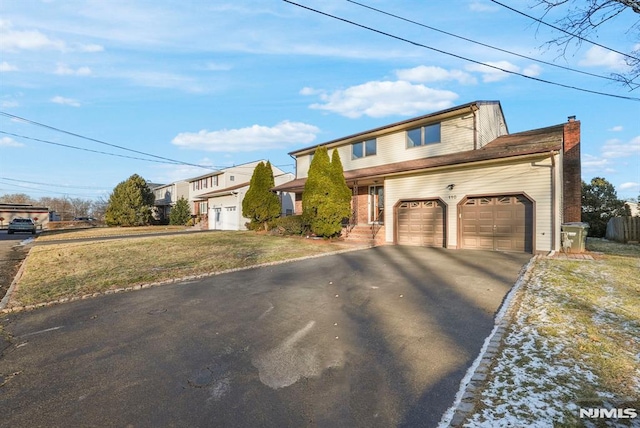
[1,0,638,201]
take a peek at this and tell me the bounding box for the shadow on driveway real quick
[0,246,531,427]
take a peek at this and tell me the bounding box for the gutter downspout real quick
[472,104,479,150]
[551,152,557,252]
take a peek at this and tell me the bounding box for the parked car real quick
[8,218,37,235]
[73,217,97,222]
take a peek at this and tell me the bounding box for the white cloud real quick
[522,64,542,77]
[51,96,81,107]
[581,154,616,173]
[172,121,320,152]
[394,66,477,85]
[0,136,24,147]
[0,20,103,53]
[304,80,459,118]
[0,61,18,72]
[55,63,92,76]
[582,136,639,175]
[154,158,216,183]
[465,61,522,82]
[300,87,322,96]
[619,182,639,190]
[76,43,104,53]
[601,136,640,159]
[579,46,629,71]
[0,19,65,51]
[608,125,623,132]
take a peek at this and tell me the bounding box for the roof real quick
[289,100,503,155]
[186,159,278,182]
[195,181,250,199]
[273,123,564,192]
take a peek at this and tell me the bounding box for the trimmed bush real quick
[274,215,309,235]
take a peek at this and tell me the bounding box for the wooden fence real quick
[605,217,640,243]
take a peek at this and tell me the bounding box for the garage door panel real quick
[461,195,532,253]
[397,200,445,247]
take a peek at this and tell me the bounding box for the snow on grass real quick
[463,251,640,427]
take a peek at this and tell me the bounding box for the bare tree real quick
[533,0,640,88]
[90,197,109,221]
[0,193,37,204]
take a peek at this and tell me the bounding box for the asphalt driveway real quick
[0,246,531,427]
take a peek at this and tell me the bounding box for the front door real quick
[368,185,384,224]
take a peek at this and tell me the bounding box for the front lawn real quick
[8,232,353,307]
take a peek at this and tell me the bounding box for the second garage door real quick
[397,200,445,247]
[460,195,533,253]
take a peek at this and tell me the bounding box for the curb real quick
[438,255,540,427]
[0,246,32,311]
[0,244,369,314]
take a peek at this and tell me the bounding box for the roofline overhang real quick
[273,150,558,192]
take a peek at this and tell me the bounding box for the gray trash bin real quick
[561,222,590,253]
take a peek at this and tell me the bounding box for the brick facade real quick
[562,118,581,222]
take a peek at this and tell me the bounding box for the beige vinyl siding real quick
[296,155,312,179]
[384,156,557,252]
[296,114,476,178]
[476,103,508,148]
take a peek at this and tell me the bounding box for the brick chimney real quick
[563,116,581,222]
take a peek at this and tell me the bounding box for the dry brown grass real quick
[11,231,354,307]
[37,225,189,241]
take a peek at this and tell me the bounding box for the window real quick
[230,175,235,182]
[352,138,377,159]
[199,202,207,214]
[406,122,441,148]
[213,175,218,186]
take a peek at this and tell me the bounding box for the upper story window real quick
[213,175,219,186]
[407,122,441,148]
[229,175,235,182]
[352,138,377,159]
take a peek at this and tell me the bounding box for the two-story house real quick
[152,181,190,222]
[273,100,581,254]
[188,160,294,230]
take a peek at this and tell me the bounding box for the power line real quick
[346,0,632,86]
[0,177,107,190]
[0,180,104,198]
[0,112,215,171]
[488,0,640,62]
[283,0,640,101]
[0,131,192,166]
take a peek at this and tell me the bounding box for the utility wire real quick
[346,0,632,85]
[0,177,106,190]
[283,0,640,101]
[0,112,214,171]
[0,180,103,198]
[0,131,189,166]
[488,0,640,62]
[2,129,295,174]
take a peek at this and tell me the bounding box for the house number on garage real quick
[448,195,457,200]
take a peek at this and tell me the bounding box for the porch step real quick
[344,224,386,246]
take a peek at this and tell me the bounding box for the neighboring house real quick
[152,180,189,221]
[273,100,581,254]
[188,160,294,231]
[0,203,50,229]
